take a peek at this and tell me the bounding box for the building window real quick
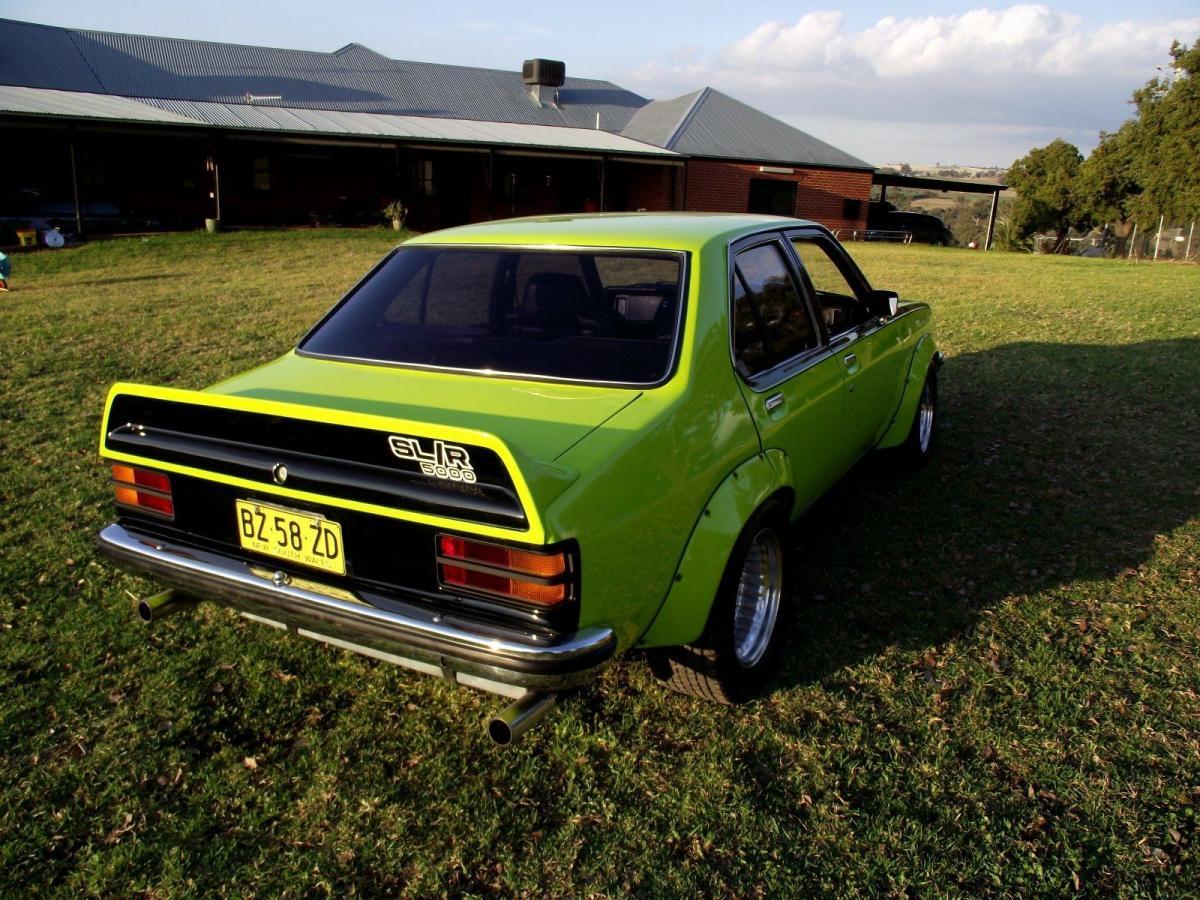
[253,156,270,191]
[843,198,863,220]
[413,160,435,197]
[748,178,797,216]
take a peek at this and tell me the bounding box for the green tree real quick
[1075,126,1139,224]
[1005,139,1089,245]
[1075,37,1200,228]
[1126,38,1200,223]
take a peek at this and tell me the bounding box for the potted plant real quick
[382,200,407,231]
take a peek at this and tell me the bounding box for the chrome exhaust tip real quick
[136,589,195,624]
[487,691,557,746]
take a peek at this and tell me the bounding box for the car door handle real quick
[843,353,858,368]
[764,393,785,413]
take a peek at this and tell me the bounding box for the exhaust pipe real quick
[136,589,195,624]
[487,691,557,746]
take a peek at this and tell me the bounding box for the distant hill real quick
[877,164,1008,181]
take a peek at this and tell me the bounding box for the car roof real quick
[404,212,823,253]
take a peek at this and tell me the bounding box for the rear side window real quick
[301,247,685,385]
[731,242,818,377]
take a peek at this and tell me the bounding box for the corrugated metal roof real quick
[0,19,104,92]
[134,97,676,154]
[0,18,872,170]
[0,84,200,124]
[0,85,676,156]
[619,90,704,149]
[0,18,648,131]
[622,88,872,171]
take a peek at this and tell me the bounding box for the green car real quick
[98,214,941,743]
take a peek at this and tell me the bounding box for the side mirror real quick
[866,289,899,319]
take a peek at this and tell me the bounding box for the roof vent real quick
[522,58,565,108]
[522,59,566,87]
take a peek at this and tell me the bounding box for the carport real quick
[872,172,1006,250]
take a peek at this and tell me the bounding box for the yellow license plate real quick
[235,500,345,576]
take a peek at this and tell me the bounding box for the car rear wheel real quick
[651,502,790,704]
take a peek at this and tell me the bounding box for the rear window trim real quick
[296,243,691,390]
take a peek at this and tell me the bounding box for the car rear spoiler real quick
[99,382,575,543]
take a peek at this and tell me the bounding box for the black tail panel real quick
[105,393,525,528]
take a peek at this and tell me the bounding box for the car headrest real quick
[522,273,586,333]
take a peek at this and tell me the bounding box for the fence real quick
[832,229,914,244]
[1121,220,1197,262]
[833,221,1198,260]
[1031,220,1197,261]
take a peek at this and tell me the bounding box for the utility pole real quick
[984,190,999,251]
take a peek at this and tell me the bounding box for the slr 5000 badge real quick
[388,434,477,483]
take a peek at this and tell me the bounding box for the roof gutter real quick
[687,153,876,174]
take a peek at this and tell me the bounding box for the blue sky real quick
[4,0,1198,165]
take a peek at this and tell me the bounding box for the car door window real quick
[790,237,867,335]
[732,241,818,377]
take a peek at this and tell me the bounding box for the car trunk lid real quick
[208,352,640,464]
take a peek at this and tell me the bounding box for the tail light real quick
[436,534,574,607]
[112,464,174,519]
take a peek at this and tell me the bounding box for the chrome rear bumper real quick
[98,523,615,693]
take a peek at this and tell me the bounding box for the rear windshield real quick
[299,247,686,385]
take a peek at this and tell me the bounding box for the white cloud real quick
[723,11,850,72]
[622,5,1200,165]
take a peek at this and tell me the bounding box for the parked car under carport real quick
[867,201,955,246]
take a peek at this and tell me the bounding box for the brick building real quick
[623,87,872,234]
[0,18,873,237]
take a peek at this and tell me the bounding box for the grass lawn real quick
[1,228,1198,896]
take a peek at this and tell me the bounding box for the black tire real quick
[895,370,937,468]
[651,501,791,704]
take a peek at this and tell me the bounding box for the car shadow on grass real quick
[776,337,1200,686]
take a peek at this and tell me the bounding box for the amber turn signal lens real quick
[114,484,139,506]
[440,564,567,606]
